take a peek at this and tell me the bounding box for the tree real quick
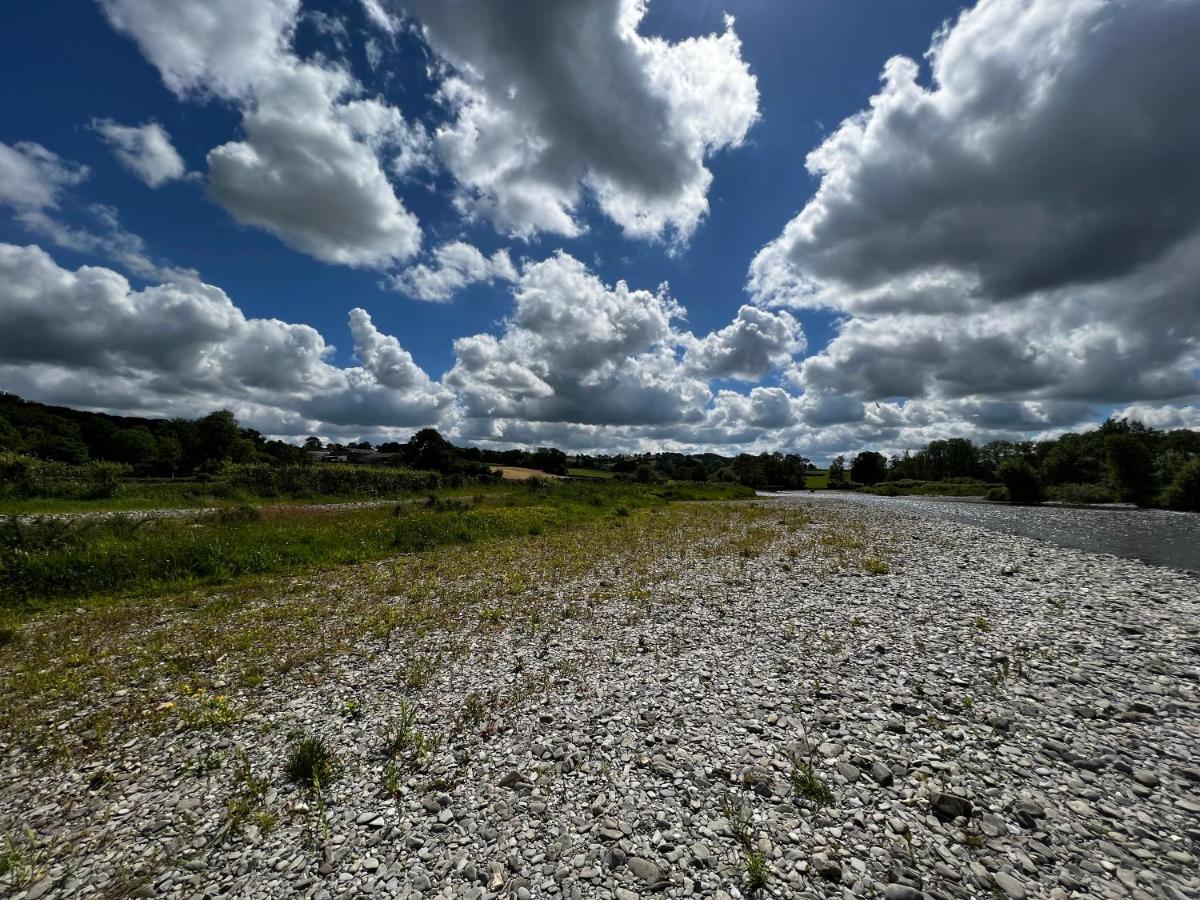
[850,451,887,485]
[998,458,1043,504]
[303,436,324,451]
[406,428,457,474]
[531,447,568,476]
[1105,433,1156,505]
[111,427,158,467]
[827,455,846,486]
[193,410,240,468]
[1161,458,1200,511]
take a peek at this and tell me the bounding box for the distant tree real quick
[194,410,240,467]
[406,428,457,474]
[850,451,887,485]
[1105,433,1156,505]
[827,455,846,486]
[155,434,183,476]
[998,458,1043,504]
[0,415,24,452]
[111,427,158,467]
[1161,458,1200,512]
[633,463,659,484]
[531,447,568,476]
[377,442,404,454]
[303,436,324,451]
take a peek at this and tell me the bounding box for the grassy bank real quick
[0,480,751,610]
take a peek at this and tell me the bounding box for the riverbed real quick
[774,490,1200,572]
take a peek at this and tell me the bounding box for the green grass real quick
[0,480,752,610]
[567,467,615,479]
[804,469,830,489]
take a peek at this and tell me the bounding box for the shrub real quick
[1045,482,1117,505]
[1161,458,1200,512]
[984,487,1008,502]
[223,463,439,498]
[1105,434,1157,505]
[285,735,339,787]
[997,458,1043,504]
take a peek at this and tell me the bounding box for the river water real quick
[770,491,1200,573]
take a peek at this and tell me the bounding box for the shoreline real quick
[2,497,1197,899]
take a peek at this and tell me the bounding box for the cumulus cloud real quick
[407,0,758,242]
[387,241,517,302]
[748,0,1200,441]
[683,305,805,381]
[99,0,424,268]
[0,242,450,432]
[443,252,806,447]
[92,120,188,187]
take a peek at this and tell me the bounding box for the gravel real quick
[2,496,1198,899]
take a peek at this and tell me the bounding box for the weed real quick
[458,691,487,733]
[383,699,443,774]
[340,698,363,720]
[863,557,889,575]
[720,795,755,850]
[974,616,992,633]
[788,751,833,808]
[0,829,42,886]
[745,850,769,894]
[962,695,974,709]
[178,687,240,730]
[403,653,440,690]
[285,736,339,788]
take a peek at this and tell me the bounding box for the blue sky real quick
[1,0,1197,455]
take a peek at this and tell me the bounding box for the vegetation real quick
[997,458,1044,504]
[0,479,752,609]
[284,735,340,787]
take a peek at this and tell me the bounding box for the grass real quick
[567,467,615,479]
[0,479,752,609]
[285,735,339,787]
[788,750,833,808]
[0,482,770,756]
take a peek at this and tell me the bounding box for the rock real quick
[811,852,841,881]
[1013,800,1044,828]
[871,761,895,787]
[835,761,861,783]
[1132,769,1160,788]
[884,886,927,900]
[980,813,1007,837]
[629,856,665,884]
[993,870,1027,899]
[929,790,973,821]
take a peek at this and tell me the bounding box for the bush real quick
[1045,482,1117,505]
[285,735,339,787]
[223,463,439,498]
[1161,458,1200,512]
[0,454,130,499]
[997,458,1043,504]
[984,487,1008,502]
[1105,434,1157,506]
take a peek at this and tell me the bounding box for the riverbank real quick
[1,497,1197,899]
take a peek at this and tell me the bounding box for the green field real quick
[567,467,615,479]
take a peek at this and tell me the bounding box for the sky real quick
[1,0,1198,460]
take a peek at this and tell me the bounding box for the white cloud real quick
[92,120,188,187]
[0,141,88,210]
[0,242,450,431]
[99,0,424,269]
[683,305,805,381]
[409,0,758,242]
[747,0,1200,442]
[388,241,517,302]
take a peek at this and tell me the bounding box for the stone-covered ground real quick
[2,498,1198,899]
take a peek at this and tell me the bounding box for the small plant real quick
[403,653,440,690]
[974,616,992,633]
[458,691,487,733]
[285,736,340,788]
[0,829,41,886]
[745,850,769,894]
[179,687,240,730]
[720,795,755,850]
[788,751,833,808]
[0,626,16,647]
[226,750,271,833]
[383,700,443,774]
[863,558,889,575]
[340,699,363,720]
[962,695,974,709]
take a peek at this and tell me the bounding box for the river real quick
[770,490,1200,573]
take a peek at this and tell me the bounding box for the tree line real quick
[830,419,1200,511]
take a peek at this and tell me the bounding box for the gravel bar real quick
[2,497,1198,899]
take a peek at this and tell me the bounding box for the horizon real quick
[2,0,1199,459]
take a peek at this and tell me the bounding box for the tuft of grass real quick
[745,850,769,894]
[974,616,992,633]
[382,699,443,775]
[863,557,889,575]
[284,736,339,788]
